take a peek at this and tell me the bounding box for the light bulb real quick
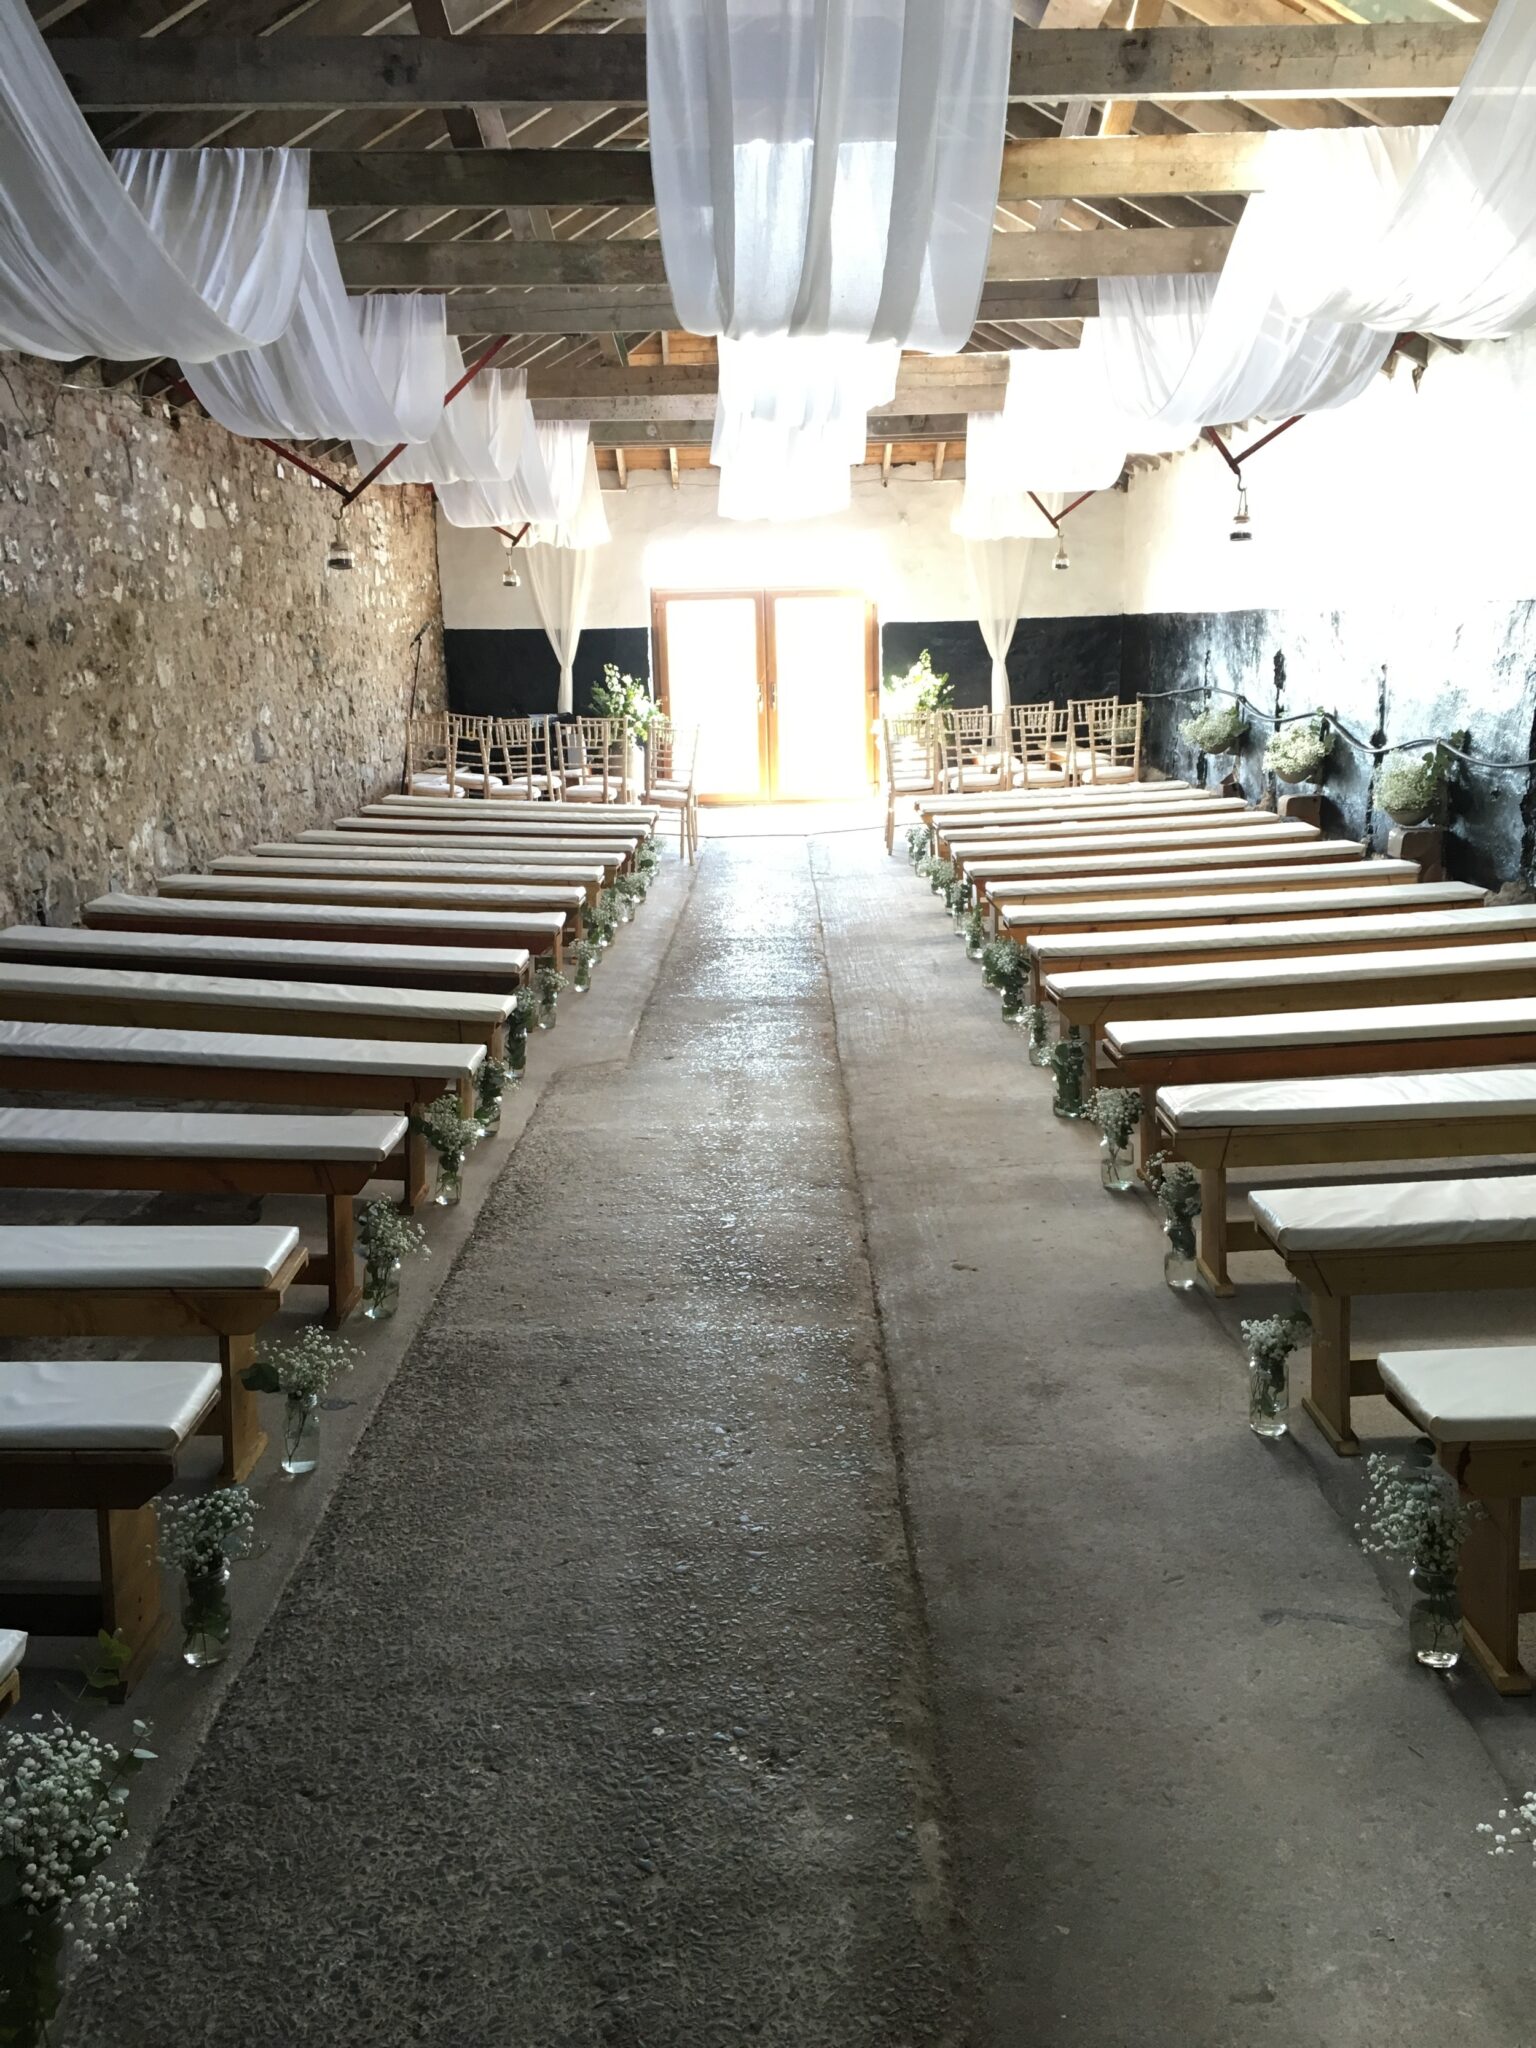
[502,561,521,589]
[1052,529,1069,572]
[325,528,354,572]
[1229,479,1252,544]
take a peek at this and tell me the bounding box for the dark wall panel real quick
[444,627,650,719]
[880,616,1126,713]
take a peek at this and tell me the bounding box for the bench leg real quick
[1302,1293,1359,1457]
[323,1195,361,1328]
[216,1333,267,1485]
[98,1502,169,1695]
[403,1127,431,1212]
[1136,1088,1158,1176]
[1459,1496,1531,1696]
[0,1669,18,1718]
[1197,1167,1234,1297]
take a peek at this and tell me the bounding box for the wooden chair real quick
[1,1360,219,1694]
[1248,1176,1536,1468]
[1077,699,1144,786]
[1006,704,1070,790]
[1156,1068,1536,1294]
[935,709,1008,795]
[556,717,631,804]
[881,714,937,854]
[644,716,699,863]
[487,717,555,802]
[0,1107,411,1324]
[404,713,463,799]
[0,1224,309,1484]
[1379,1344,1536,1696]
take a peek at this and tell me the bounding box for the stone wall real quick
[0,358,445,928]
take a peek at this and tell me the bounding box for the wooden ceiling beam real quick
[51,22,1480,110]
[588,414,976,448]
[439,281,1104,334]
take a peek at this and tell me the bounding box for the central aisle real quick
[70,838,959,2048]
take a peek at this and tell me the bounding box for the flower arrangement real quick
[569,938,599,993]
[590,662,657,741]
[357,1198,428,1321]
[504,988,540,1075]
[242,1329,359,1475]
[1360,1446,1480,1669]
[1049,1031,1087,1119]
[617,872,647,912]
[587,888,620,947]
[1373,746,1447,825]
[0,1715,152,2041]
[158,1485,259,1667]
[980,937,1028,1017]
[906,824,932,866]
[1240,1309,1310,1438]
[415,1090,479,1205]
[1264,716,1333,786]
[1089,1087,1142,1155]
[925,857,956,899]
[1021,1001,1051,1065]
[475,1054,511,1132]
[1180,703,1248,756]
[1153,1158,1201,1225]
[883,648,953,716]
[534,965,567,1011]
[635,835,661,876]
[963,906,986,959]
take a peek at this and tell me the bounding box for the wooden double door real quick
[650,588,878,803]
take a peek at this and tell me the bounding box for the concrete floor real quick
[34,819,1536,2045]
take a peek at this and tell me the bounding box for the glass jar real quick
[362,1253,401,1322]
[1024,1006,1052,1067]
[282,1392,320,1476]
[1000,987,1024,1025]
[434,1157,463,1208]
[507,1035,528,1079]
[1163,1215,1198,1291]
[573,958,593,993]
[1099,1136,1136,1194]
[537,996,558,1032]
[1247,1352,1289,1438]
[618,893,635,924]
[1408,1565,1463,1671]
[181,1561,233,1668]
[1051,1041,1087,1121]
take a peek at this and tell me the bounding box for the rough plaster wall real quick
[0,359,445,928]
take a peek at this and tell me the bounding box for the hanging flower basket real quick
[1263,717,1334,787]
[1179,704,1247,757]
[1373,747,1448,827]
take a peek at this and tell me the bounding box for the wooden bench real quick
[375,794,659,824]
[83,892,567,968]
[338,811,642,843]
[0,1224,309,1483]
[0,1107,409,1324]
[955,822,1321,885]
[0,1019,482,1210]
[931,798,1236,851]
[1024,898,1521,997]
[1003,880,1481,959]
[0,1627,21,1715]
[991,858,1417,920]
[964,837,1353,899]
[1155,1069,1536,1294]
[1049,941,1536,1088]
[1101,997,1536,1172]
[0,924,530,997]
[1248,1177,1536,1465]
[922,781,1196,822]
[1,1359,220,1693]
[0,961,514,1061]
[156,870,588,927]
[1377,1345,1536,1696]
[214,852,605,912]
[289,833,630,882]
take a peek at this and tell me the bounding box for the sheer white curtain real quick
[952,411,1058,542]
[964,534,1034,719]
[1271,0,1536,339]
[354,367,528,485]
[434,421,594,530]
[0,3,307,361]
[527,537,598,716]
[647,0,1012,518]
[181,211,448,444]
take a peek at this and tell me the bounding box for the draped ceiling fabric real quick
[354,368,529,487]
[177,209,450,445]
[964,534,1035,720]
[952,411,1058,544]
[1270,0,1536,340]
[433,419,595,533]
[647,0,1013,519]
[0,0,306,360]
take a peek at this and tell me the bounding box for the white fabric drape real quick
[1000,343,1148,493]
[964,534,1033,718]
[434,420,594,531]
[0,1,307,362]
[1271,0,1536,340]
[647,0,1012,351]
[953,411,1059,542]
[181,211,448,444]
[533,447,611,551]
[527,533,598,715]
[355,367,528,485]
[712,334,898,521]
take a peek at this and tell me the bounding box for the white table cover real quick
[1158,1068,1536,1131]
[0,1223,302,1290]
[1379,1346,1536,1444]
[0,1359,222,1451]
[1050,940,1536,1004]
[0,1107,409,1163]
[1107,997,1536,1061]
[0,1018,483,1082]
[1250,1175,1536,1254]
[1029,903,1530,968]
[0,961,513,1027]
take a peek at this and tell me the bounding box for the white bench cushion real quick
[954,823,1313,860]
[281,837,623,867]
[0,925,528,982]
[1051,940,1536,1004]
[0,1107,409,1162]
[997,861,1412,903]
[931,783,1193,811]
[157,874,585,910]
[1107,996,1536,1060]
[406,776,464,798]
[1005,882,1480,932]
[1378,1346,1536,1442]
[87,894,565,940]
[1028,901,1526,966]
[1250,1175,1536,1253]
[0,1628,23,1683]
[976,839,1354,879]
[0,962,512,1027]
[1158,1067,1536,1130]
[216,856,606,886]
[0,1018,483,1081]
[377,794,657,818]
[0,1359,222,1451]
[934,796,1231,825]
[0,1224,302,1289]
[335,817,639,846]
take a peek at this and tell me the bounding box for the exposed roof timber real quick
[587,415,977,447]
[340,225,1230,290]
[51,23,1480,110]
[526,361,1006,399]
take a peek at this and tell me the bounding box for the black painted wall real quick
[879,616,1126,712]
[445,626,650,719]
[1125,605,1536,893]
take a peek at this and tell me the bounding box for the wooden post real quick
[1458,1493,1530,1695]
[215,1332,267,1484]
[1197,1165,1233,1296]
[1301,1291,1357,1455]
[97,1503,169,1694]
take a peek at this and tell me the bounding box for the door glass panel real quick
[771,595,870,799]
[661,597,762,800]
